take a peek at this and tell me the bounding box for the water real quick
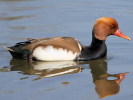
[0,0,133,100]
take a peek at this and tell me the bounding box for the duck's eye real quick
[110,24,115,28]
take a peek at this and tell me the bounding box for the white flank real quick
[33,46,78,61]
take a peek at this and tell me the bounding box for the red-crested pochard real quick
[6,17,130,61]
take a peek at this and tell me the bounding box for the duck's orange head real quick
[93,17,130,40]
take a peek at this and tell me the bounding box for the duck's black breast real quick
[75,38,107,61]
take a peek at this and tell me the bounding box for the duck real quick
[6,17,130,61]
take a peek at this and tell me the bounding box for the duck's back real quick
[8,37,83,61]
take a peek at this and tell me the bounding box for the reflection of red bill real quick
[115,72,129,85]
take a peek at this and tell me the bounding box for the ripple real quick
[0,15,32,21]
[0,0,34,2]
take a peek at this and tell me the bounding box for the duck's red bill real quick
[114,29,130,40]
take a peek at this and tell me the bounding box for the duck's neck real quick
[90,36,106,48]
[90,30,106,46]
[76,34,107,61]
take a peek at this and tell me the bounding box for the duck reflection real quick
[89,59,129,98]
[8,58,128,98]
[10,58,81,80]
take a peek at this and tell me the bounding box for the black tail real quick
[8,41,32,60]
